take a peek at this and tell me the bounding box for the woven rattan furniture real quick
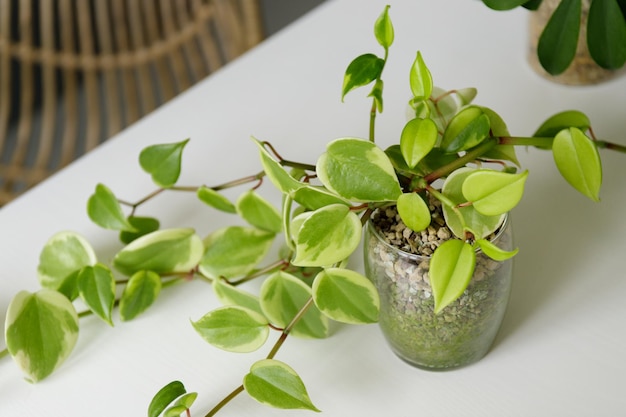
[0,0,263,205]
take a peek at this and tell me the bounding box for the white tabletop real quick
[2,0,626,415]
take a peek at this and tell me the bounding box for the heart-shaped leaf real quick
[139,139,190,188]
[163,393,197,417]
[316,138,402,202]
[396,192,431,233]
[260,271,329,339]
[5,290,79,382]
[113,228,204,276]
[37,231,97,295]
[312,268,379,324]
[552,127,602,201]
[148,381,187,417]
[400,118,438,168]
[537,0,581,75]
[441,106,491,153]
[441,168,505,239]
[430,239,476,314]
[200,226,275,279]
[192,306,269,353]
[119,270,162,321]
[87,183,134,231]
[462,170,529,216]
[533,110,591,137]
[409,51,433,101]
[119,216,160,244]
[244,359,320,412]
[77,264,116,326]
[197,186,237,213]
[292,204,362,267]
[342,53,385,100]
[236,190,282,233]
[213,278,264,316]
[291,185,351,210]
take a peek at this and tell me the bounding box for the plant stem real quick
[204,385,245,417]
[203,297,316,416]
[228,259,288,286]
[424,137,497,183]
[595,139,626,153]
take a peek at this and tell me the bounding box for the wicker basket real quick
[0,0,264,204]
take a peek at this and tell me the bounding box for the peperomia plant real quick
[2,5,625,416]
[482,0,626,75]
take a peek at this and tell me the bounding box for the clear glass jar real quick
[364,215,514,370]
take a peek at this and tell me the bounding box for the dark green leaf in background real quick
[587,0,626,69]
[537,0,581,75]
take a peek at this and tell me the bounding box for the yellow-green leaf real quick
[139,139,189,188]
[462,170,529,216]
[244,359,320,412]
[552,127,602,202]
[430,240,476,314]
[397,192,431,233]
[119,270,162,321]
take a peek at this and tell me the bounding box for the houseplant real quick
[482,0,626,84]
[2,5,625,416]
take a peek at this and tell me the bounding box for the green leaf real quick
[199,226,275,279]
[316,138,402,202]
[533,110,591,137]
[213,278,264,316]
[456,88,478,105]
[113,228,204,276]
[148,381,187,417]
[441,106,491,153]
[482,0,530,10]
[165,392,198,417]
[374,5,394,48]
[441,168,505,239]
[244,359,320,412]
[462,170,529,216]
[409,51,433,101]
[368,78,385,113]
[87,183,134,231]
[37,231,97,296]
[260,271,329,339]
[588,0,626,69]
[397,193,431,232]
[5,290,79,382]
[119,216,160,244]
[236,190,282,233]
[480,107,520,166]
[341,54,385,101]
[292,204,362,267]
[476,239,519,261]
[552,127,602,201]
[77,264,116,326]
[291,185,351,210]
[119,270,162,321]
[253,138,302,194]
[192,306,269,353]
[197,186,237,214]
[312,268,379,324]
[430,240,476,314]
[537,0,581,75]
[400,118,438,168]
[139,139,189,188]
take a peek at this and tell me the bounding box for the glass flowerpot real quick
[527,0,622,85]
[364,212,514,370]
